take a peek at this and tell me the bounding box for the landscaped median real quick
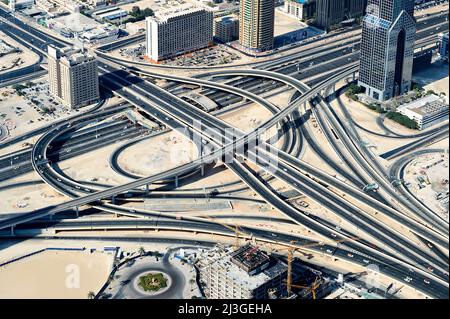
[138,272,169,292]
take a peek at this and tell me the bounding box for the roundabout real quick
[106,252,192,299]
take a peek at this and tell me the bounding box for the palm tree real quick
[87,291,96,299]
[138,247,146,256]
[189,278,196,292]
[154,251,161,261]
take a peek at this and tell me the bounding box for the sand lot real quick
[0,250,113,299]
[404,152,449,219]
[0,88,47,143]
[118,130,198,177]
[0,31,39,75]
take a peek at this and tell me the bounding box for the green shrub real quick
[138,273,168,292]
[345,84,362,101]
[128,7,154,23]
[386,112,418,129]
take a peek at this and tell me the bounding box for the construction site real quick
[194,242,336,300]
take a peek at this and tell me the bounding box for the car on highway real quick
[347,253,354,258]
[299,201,309,208]
[424,279,430,285]
[404,276,413,283]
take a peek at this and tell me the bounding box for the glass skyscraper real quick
[316,0,367,30]
[358,0,416,101]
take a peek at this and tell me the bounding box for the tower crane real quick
[203,215,250,249]
[270,236,359,297]
[289,275,324,299]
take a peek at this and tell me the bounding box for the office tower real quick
[47,45,99,109]
[316,0,367,30]
[358,0,416,101]
[239,0,275,52]
[145,4,213,62]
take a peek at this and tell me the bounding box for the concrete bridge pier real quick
[175,175,179,188]
[10,226,14,236]
[200,164,205,176]
[75,206,79,217]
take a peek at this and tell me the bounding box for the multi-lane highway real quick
[0,4,448,299]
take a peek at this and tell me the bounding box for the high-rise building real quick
[284,0,316,21]
[358,0,416,101]
[145,4,213,62]
[316,0,367,30]
[47,45,99,109]
[239,0,275,52]
[438,32,449,62]
[214,16,239,43]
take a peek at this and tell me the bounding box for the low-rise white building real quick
[93,6,128,22]
[397,94,449,130]
[9,0,34,12]
[47,12,119,44]
[145,4,213,62]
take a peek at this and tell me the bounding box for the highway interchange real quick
[0,5,449,299]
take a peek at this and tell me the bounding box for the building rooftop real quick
[216,15,238,24]
[48,12,101,33]
[230,244,270,274]
[151,4,210,23]
[398,94,449,116]
[48,45,96,66]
